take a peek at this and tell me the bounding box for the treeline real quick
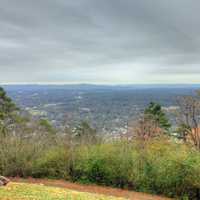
[1,87,200,199]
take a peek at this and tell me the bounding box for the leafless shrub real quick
[129,114,163,143]
[177,91,200,150]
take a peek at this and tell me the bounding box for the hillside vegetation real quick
[1,87,200,199]
[1,137,200,199]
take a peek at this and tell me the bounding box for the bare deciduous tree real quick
[131,114,163,142]
[177,91,200,150]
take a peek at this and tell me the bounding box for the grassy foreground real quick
[0,182,126,200]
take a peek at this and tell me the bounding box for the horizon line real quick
[1,82,200,86]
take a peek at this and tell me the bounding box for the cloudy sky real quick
[1,0,200,84]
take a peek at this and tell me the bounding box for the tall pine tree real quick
[144,102,171,132]
[0,87,19,135]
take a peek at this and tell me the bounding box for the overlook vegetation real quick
[1,86,200,199]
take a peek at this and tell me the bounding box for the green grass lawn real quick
[0,182,126,200]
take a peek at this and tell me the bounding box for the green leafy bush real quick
[0,138,37,177]
[71,142,134,188]
[71,139,200,199]
[32,146,70,179]
[128,139,200,198]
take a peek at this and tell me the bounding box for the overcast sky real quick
[1,0,200,84]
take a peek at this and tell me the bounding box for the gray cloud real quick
[0,0,200,83]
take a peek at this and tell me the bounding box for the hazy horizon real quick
[2,83,200,88]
